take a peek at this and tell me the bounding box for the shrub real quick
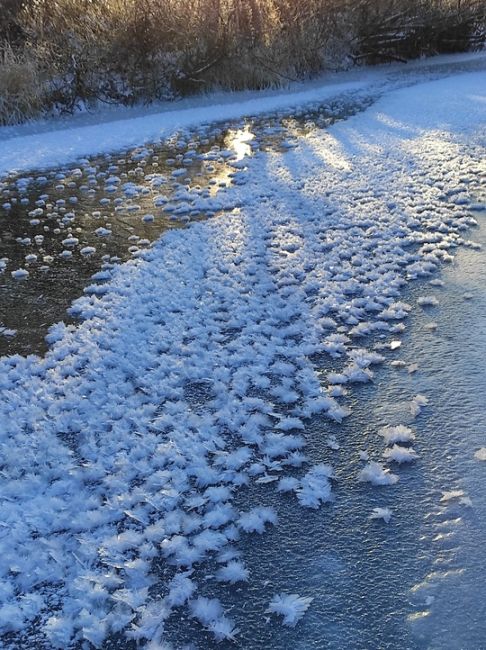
[0,44,44,125]
[0,0,484,124]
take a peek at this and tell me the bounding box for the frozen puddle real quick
[0,70,485,649]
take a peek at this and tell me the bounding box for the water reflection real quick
[229,126,255,161]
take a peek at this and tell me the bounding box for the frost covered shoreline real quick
[0,51,484,179]
[0,72,485,648]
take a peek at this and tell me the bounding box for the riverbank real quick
[0,51,485,177]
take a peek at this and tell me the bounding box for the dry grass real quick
[0,45,44,125]
[0,0,484,124]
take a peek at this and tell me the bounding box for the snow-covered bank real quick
[0,80,363,178]
[0,51,484,178]
[0,72,485,648]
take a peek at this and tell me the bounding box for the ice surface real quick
[0,64,484,648]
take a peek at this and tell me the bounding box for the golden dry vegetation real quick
[0,0,484,124]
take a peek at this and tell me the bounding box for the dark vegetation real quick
[0,0,484,125]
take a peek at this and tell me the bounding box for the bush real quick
[0,0,484,124]
[0,44,44,125]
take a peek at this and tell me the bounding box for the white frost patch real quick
[326,435,340,451]
[410,394,429,418]
[440,490,472,507]
[296,464,334,509]
[359,462,399,486]
[189,597,238,641]
[266,593,313,627]
[379,302,412,320]
[275,417,305,431]
[80,246,96,256]
[206,616,239,642]
[417,295,439,307]
[10,268,29,279]
[237,507,277,534]
[189,596,223,625]
[383,444,419,464]
[391,360,407,369]
[474,448,486,461]
[94,227,112,236]
[0,328,16,338]
[369,507,393,523]
[166,572,196,607]
[378,425,416,445]
[277,477,300,493]
[216,561,249,584]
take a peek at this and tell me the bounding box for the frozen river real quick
[0,56,485,650]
